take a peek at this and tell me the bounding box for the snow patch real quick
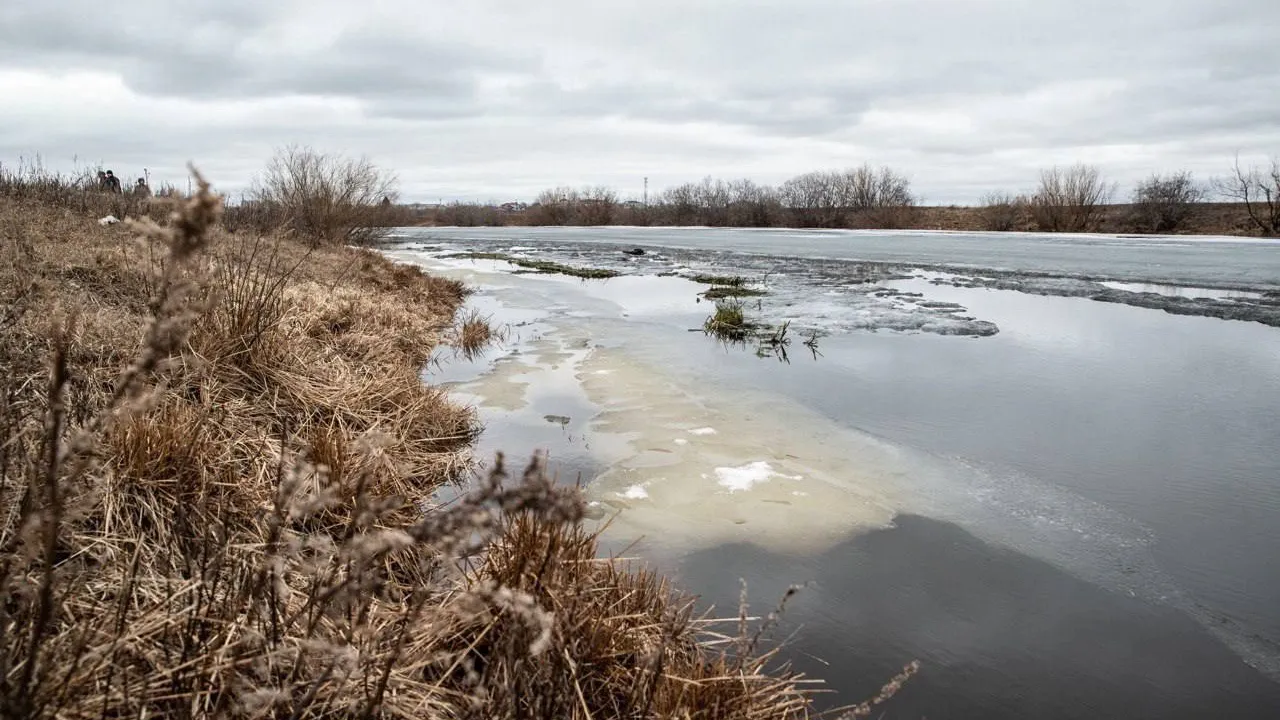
[689,427,717,436]
[620,483,649,500]
[715,461,780,493]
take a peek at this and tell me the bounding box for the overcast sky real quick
[2,0,1277,204]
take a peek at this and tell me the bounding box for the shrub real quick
[1128,171,1205,234]
[1212,155,1280,236]
[1030,164,1116,232]
[251,145,399,246]
[779,165,914,228]
[979,191,1028,231]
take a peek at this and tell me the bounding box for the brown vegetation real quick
[239,145,405,245]
[409,155,1276,236]
[451,308,501,361]
[1213,156,1280,236]
[0,167,846,718]
[904,201,1263,236]
[1129,171,1206,234]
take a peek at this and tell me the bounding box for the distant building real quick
[500,202,529,212]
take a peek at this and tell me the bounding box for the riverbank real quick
[0,183,835,717]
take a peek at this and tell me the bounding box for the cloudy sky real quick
[2,0,1277,204]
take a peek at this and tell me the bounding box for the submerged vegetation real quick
[691,273,747,286]
[447,251,620,279]
[703,299,751,340]
[0,162,901,717]
[692,273,770,300]
[703,285,768,299]
[700,299,822,363]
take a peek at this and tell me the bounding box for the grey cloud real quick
[0,4,532,106]
[2,0,1279,203]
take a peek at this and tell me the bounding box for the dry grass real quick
[703,300,749,342]
[0,170,845,718]
[448,308,502,361]
[445,252,620,279]
[0,161,170,226]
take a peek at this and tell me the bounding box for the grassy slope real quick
[0,186,825,718]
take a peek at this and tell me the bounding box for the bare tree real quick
[840,165,915,228]
[530,187,577,225]
[727,179,783,227]
[577,185,617,225]
[1129,171,1204,233]
[979,191,1027,231]
[780,171,844,227]
[1029,164,1116,232]
[840,165,914,210]
[251,145,399,245]
[657,183,701,225]
[1213,156,1280,236]
[435,202,503,227]
[695,177,733,226]
[779,165,914,228]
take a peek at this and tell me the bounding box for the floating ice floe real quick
[688,427,717,436]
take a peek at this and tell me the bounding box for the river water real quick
[384,227,1280,718]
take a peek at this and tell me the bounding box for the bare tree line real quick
[420,153,1280,236]
[978,157,1279,235]
[520,164,917,229]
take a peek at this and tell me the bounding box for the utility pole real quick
[643,177,648,206]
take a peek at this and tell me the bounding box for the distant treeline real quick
[420,157,1280,237]
[430,164,917,230]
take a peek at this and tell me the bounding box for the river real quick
[383,226,1280,719]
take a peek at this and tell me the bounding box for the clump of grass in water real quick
[447,251,619,279]
[702,285,768,300]
[703,299,751,341]
[450,307,506,360]
[691,273,768,300]
[691,273,746,287]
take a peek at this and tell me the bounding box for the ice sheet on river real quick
[386,244,1003,337]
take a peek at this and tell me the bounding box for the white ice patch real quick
[715,461,777,492]
[689,427,717,436]
[673,438,689,446]
[620,483,649,500]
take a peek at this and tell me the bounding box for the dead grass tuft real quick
[447,308,505,361]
